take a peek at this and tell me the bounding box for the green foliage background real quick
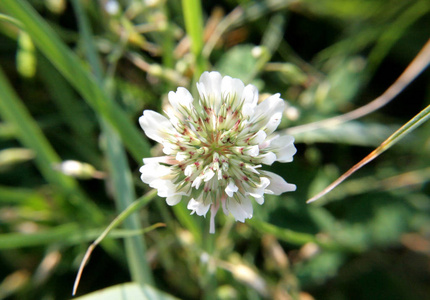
[0,0,429,299]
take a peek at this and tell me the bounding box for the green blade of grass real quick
[70,0,154,287]
[0,68,67,188]
[0,67,103,224]
[38,57,101,165]
[0,0,151,162]
[248,219,363,252]
[0,224,84,249]
[73,189,158,295]
[182,0,207,78]
[0,186,42,204]
[0,221,163,250]
[366,0,430,74]
[103,120,154,287]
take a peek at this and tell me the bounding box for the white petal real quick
[140,162,171,184]
[254,195,265,205]
[161,141,177,155]
[203,169,215,182]
[150,179,181,197]
[143,156,176,165]
[168,87,193,112]
[261,171,296,195]
[187,198,211,216]
[221,76,244,105]
[225,181,239,197]
[242,84,258,106]
[242,104,255,119]
[197,71,222,107]
[259,141,270,150]
[241,84,258,118]
[175,151,188,162]
[250,94,285,132]
[192,176,202,189]
[276,144,297,162]
[184,164,195,177]
[247,177,270,198]
[217,169,222,180]
[139,110,174,144]
[270,135,297,162]
[244,145,259,157]
[164,107,178,123]
[226,195,253,223]
[249,130,267,144]
[264,111,283,134]
[245,164,261,174]
[149,179,172,196]
[270,134,294,146]
[259,152,276,165]
[166,194,182,206]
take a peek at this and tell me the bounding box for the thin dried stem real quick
[202,7,243,58]
[72,223,164,295]
[126,52,189,87]
[286,39,430,135]
[72,190,159,295]
[307,103,430,203]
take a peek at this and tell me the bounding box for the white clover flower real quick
[139,71,297,233]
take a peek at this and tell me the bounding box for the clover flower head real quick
[139,71,297,233]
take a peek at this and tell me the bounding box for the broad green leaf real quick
[295,252,346,286]
[215,45,260,84]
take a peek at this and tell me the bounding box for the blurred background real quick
[0,0,429,299]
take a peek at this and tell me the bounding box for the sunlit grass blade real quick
[71,0,154,289]
[307,103,430,204]
[0,13,22,28]
[0,0,151,162]
[182,0,206,78]
[103,121,155,286]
